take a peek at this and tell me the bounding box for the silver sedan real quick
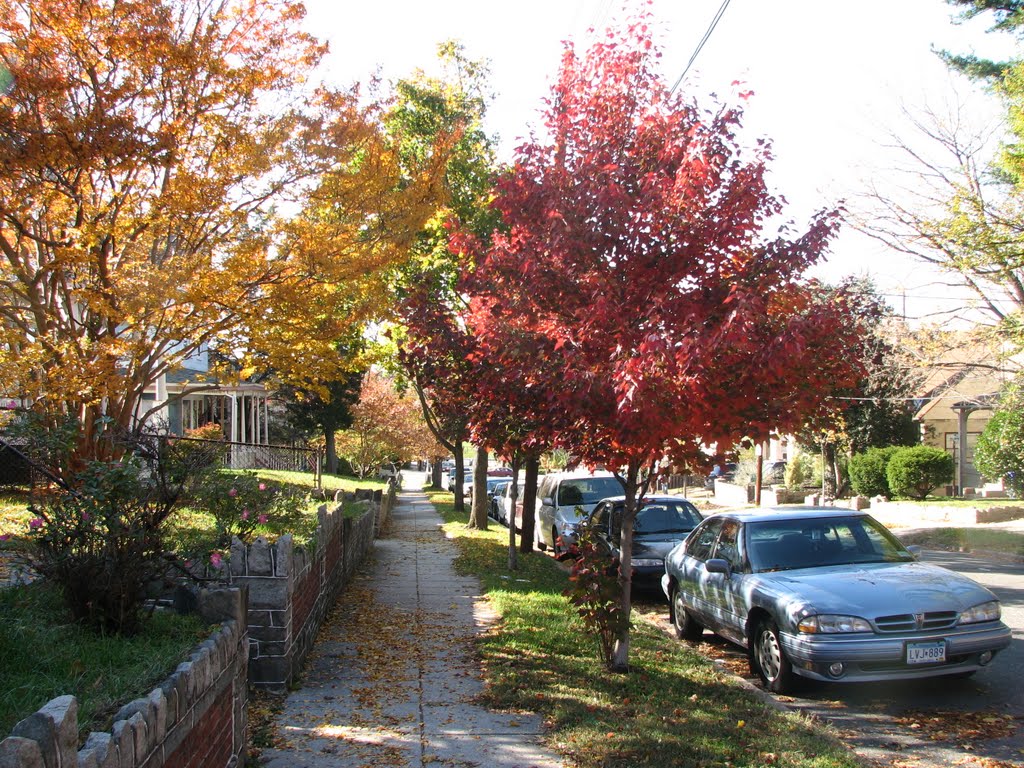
[662,507,1012,693]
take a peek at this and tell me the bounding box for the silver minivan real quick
[535,471,624,555]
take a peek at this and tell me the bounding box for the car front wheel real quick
[535,525,547,551]
[750,618,795,694]
[670,585,703,641]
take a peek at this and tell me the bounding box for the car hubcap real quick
[758,629,781,680]
[674,593,686,630]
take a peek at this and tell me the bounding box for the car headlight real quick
[798,614,872,634]
[959,601,1001,625]
[632,558,663,568]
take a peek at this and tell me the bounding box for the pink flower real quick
[258,483,267,491]
[241,508,250,521]
[28,518,43,530]
[210,552,224,568]
[258,514,268,525]
[81,512,90,522]
[228,488,238,497]
[0,534,10,542]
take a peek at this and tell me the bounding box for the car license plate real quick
[906,641,946,664]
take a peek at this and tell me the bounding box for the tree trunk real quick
[508,457,520,570]
[610,459,642,673]
[430,455,443,488]
[453,442,466,514]
[823,442,838,498]
[754,444,764,506]
[324,427,338,475]
[519,452,540,553]
[468,445,489,529]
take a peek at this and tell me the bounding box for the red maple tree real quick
[455,17,866,670]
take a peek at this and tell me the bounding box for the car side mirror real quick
[906,545,922,559]
[705,558,731,576]
[541,497,553,507]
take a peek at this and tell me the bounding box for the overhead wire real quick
[670,0,734,96]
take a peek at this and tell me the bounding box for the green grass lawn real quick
[896,526,1024,559]
[0,581,209,739]
[425,489,862,768]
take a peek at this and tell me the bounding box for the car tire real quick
[535,525,547,552]
[670,585,703,641]
[750,618,795,694]
[551,527,568,559]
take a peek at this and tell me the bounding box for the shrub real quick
[189,472,306,554]
[886,446,954,500]
[162,425,228,484]
[28,458,178,636]
[784,451,807,489]
[563,514,629,669]
[849,446,899,497]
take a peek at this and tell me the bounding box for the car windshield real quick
[746,515,915,572]
[558,476,623,506]
[633,502,703,534]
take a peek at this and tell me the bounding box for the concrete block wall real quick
[237,482,395,691]
[0,587,248,768]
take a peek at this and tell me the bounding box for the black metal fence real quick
[0,433,323,493]
[154,434,323,486]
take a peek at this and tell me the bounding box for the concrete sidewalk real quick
[258,488,564,768]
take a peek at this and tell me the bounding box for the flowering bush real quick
[190,472,304,551]
[28,458,178,636]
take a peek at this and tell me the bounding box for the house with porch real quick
[913,338,1020,496]
[141,346,281,469]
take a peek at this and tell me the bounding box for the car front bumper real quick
[780,622,1012,683]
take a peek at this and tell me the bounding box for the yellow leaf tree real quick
[0,0,449,465]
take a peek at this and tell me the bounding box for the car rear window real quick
[557,476,623,506]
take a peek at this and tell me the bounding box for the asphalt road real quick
[635,550,1024,768]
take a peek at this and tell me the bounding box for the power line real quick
[670,0,734,95]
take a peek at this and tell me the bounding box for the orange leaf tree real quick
[457,17,867,671]
[0,0,448,466]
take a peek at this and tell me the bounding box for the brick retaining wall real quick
[231,484,395,691]
[0,587,248,768]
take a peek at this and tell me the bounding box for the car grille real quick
[873,611,959,633]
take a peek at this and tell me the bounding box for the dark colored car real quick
[705,462,737,489]
[586,495,704,586]
[662,507,1011,693]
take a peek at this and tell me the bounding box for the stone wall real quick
[232,484,395,691]
[0,587,248,768]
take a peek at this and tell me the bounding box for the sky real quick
[300,0,1020,324]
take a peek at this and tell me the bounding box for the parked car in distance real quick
[464,475,510,503]
[705,462,737,489]
[536,471,624,556]
[587,496,703,586]
[488,480,511,522]
[662,507,1011,694]
[762,460,787,485]
[491,480,524,526]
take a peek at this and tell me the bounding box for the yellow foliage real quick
[0,0,452,457]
